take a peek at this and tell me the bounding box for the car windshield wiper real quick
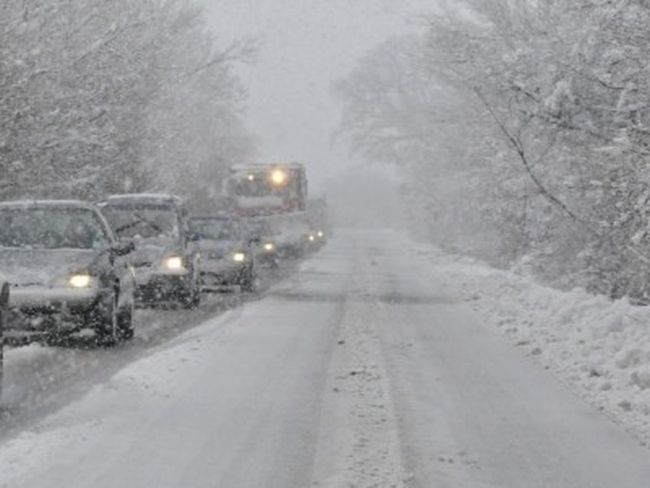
[115,212,164,235]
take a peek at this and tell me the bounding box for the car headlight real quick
[233,252,247,263]
[263,243,275,252]
[69,273,93,288]
[317,231,324,238]
[308,234,316,242]
[164,256,185,271]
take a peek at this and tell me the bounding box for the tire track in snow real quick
[311,249,409,487]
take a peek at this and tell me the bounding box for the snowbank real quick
[424,247,650,444]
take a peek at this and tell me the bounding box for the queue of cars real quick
[0,193,327,348]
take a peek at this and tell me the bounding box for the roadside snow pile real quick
[427,249,650,444]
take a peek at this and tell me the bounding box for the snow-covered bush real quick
[336,1,650,299]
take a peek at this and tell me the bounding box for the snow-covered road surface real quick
[0,266,290,432]
[2,230,650,487]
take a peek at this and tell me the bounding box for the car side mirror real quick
[111,241,135,257]
[0,282,9,309]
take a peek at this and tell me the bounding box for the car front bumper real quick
[199,260,250,287]
[132,269,193,304]
[10,286,102,312]
[5,286,105,339]
[255,250,278,265]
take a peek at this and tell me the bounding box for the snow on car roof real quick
[0,199,97,210]
[103,193,182,205]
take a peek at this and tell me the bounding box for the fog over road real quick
[204,0,438,188]
[2,230,650,487]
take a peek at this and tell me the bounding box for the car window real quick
[102,204,180,241]
[0,208,111,250]
[191,219,241,240]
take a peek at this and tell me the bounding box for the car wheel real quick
[94,291,119,346]
[117,300,135,340]
[240,266,257,293]
[181,272,201,309]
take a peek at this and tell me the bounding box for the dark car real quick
[99,194,201,308]
[0,201,135,344]
[191,216,257,292]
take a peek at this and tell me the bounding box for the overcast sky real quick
[204,0,438,192]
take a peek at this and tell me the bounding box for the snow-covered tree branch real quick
[0,0,254,209]
[336,1,650,300]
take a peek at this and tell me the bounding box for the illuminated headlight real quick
[164,256,185,271]
[69,274,93,288]
[317,231,324,238]
[308,235,316,242]
[263,242,276,252]
[270,169,288,186]
[233,252,247,263]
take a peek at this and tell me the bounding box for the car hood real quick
[197,240,244,257]
[129,242,182,267]
[0,249,100,287]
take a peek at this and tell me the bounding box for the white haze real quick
[204,0,438,226]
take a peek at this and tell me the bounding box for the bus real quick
[222,163,308,217]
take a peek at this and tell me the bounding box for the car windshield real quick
[226,173,300,199]
[243,220,271,238]
[102,204,179,241]
[192,219,241,240]
[0,207,110,249]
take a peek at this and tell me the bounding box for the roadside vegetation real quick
[337,1,650,301]
[0,0,255,210]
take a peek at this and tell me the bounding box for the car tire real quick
[117,300,135,340]
[94,291,120,346]
[240,266,257,293]
[181,272,201,309]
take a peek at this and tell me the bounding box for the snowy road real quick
[2,230,650,487]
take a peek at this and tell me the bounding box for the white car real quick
[0,201,136,345]
[100,194,201,308]
[191,216,257,292]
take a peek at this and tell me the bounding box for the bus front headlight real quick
[270,169,288,186]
